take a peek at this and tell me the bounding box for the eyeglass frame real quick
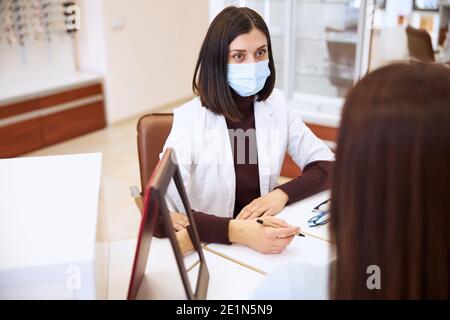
[308,198,331,227]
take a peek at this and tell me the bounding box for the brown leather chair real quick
[136,113,174,194]
[406,26,436,63]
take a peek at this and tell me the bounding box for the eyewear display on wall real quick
[0,0,80,46]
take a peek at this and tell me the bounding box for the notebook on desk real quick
[205,191,333,275]
[206,232,331,275]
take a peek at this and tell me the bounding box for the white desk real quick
[206,191,333,275]
[107,191,332,300]
[0,153,105,299]
[188,251,265,300]
[108,238,265,300]
[0,154,331,299]
[108,238,201,300]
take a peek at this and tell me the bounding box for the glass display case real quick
[210,0,374,126]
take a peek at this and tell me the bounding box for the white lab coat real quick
[161,88,334,218]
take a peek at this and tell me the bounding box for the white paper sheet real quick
[206,191,333,274]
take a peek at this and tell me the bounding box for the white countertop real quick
[0,153,103,299]
[0,72,102,106]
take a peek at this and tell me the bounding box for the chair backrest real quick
[324,27,356,92]
[137,113,173,193]
[406,26,435,63]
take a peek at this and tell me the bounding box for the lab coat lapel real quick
[205,109,235,213]
[254,98,275,196]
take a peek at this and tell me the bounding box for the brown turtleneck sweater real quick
[156,93,333,244]
[225,93,261,217]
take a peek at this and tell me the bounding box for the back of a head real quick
[331,63,450,299]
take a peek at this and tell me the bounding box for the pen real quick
[256,218,305,237]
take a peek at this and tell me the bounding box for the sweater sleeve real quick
[153,209,232,245]
[191,211,232,244]
[276,160,334,205]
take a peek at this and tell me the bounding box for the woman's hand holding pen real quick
[236,189,289,220]
[170,212,300,255]
[229,216,299,254]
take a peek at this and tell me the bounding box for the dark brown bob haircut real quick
[331,63,450,299]
[192,6,276,122]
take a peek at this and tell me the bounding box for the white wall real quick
[75,0,107,76]
[77,0,209,124]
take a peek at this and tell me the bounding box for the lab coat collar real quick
[254,97,275,196]
[205,95,274,129]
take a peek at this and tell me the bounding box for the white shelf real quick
[0,71,102,106]
[288,92,343,127]
[296,33,358,43]
[297,0,351,4]
[296,65,355,81]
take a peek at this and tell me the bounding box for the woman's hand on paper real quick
[229,216,299,254]
[236,189,289,220]
[170,212,189,231]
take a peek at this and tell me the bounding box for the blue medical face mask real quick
[227,60,271,97]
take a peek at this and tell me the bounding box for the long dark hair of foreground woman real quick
[331,63,450,299]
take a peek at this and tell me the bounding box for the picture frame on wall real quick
[413,0,439,12]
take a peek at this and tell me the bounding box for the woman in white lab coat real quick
[160,6,334,254]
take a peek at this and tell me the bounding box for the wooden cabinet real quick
[0,118,44,157]
[0,83,106,158]
[41,101,105,145]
